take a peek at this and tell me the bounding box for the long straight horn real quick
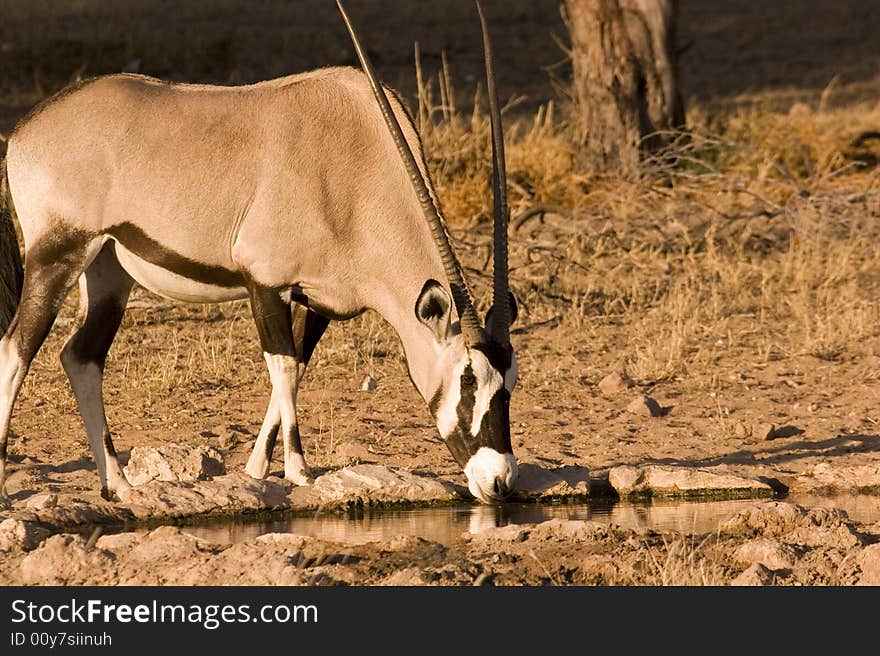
[476,0,510,346]
[336,0,484,345]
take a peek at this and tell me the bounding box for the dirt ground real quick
[1,1,880,586]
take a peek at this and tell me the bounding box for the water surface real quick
[179,493,880,545]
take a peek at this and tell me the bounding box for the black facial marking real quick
[109,222,244,288]
[428,386,443,418]
[441,353,514,467]
[477,387,513,453]
[472,341,513,373]
[444,363,480,467]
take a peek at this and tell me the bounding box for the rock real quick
[608,465,774,499]
[123,444,226,486]
[598,371,634,395]
[730,562,775,586]
[123,472,290,519]
[20,534,117,585]
[23,501,135,528]
[719,501,863,549]
[0,518,52,551]
[733,538,797,571]
[26,493,58,510]
[626,394,664,417]
[856,544,880,586]
[754,423,777,440]
[791,462,880,494]
[513,463,590,499]
[96,532,141,552]
[312,464,458,504]
[128,526,214,563]
[360,376,378,392]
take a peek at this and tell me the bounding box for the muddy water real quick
[178,493,880,545]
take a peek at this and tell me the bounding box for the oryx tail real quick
[0,159,23,335]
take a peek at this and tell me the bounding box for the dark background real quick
[0,1,877,132]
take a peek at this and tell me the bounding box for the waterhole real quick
[176,493,880,545]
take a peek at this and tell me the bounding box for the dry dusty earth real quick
[1,1,880,586]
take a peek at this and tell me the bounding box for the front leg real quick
[247,284,311,485]
[245,302,329,481]
[244,394,280,480]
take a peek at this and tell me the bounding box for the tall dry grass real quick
[413,59,880,384]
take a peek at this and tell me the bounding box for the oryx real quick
[0,0,518,507]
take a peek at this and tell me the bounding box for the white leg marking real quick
[62,357,130,496]
[0,337,26,504]
[264,353,312,485]
[245,395,280,479]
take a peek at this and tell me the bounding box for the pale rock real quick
[123,444,226,486]
[856,544,880,586]
[20,534,117,585]
[719,501,863,549]
[0,518,51,551]
[730,562,775,586]
[598,371,634,395]
[608,464,774,498]
[513,463,590,499]
[733,537,797,571]
[626,394,664,417]
[312,465,458,504]
[792,462,880,493]
[25,493,58,510]
[123,472,290,519]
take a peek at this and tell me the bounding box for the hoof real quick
[101,483,133,503]
[0,493,10,511]
[245,462,269,480]
[285,471,315,486]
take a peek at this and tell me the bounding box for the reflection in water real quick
[179,494,880,546]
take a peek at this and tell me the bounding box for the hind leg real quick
[245,300,329,481]
[0,236,98,507]
[60,242,134,501]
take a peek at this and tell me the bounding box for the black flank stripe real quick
[109,222,244,288]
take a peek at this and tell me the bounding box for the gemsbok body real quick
[0,1,518,506]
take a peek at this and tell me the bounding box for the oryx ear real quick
[485,291,518,336]
[415,279,453,342]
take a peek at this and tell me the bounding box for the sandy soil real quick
[0,1,879,585]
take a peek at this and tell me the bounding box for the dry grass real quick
[410,64,880,386]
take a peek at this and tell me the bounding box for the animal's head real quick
[416,279,518,503]
[338,0,520,503]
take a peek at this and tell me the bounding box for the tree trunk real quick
[565,0,684,175]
